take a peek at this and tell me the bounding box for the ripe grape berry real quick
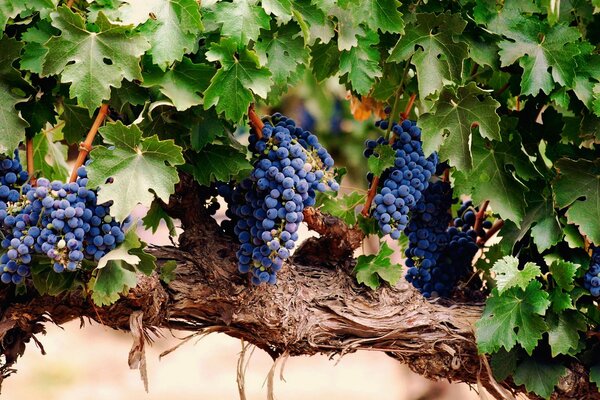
[405,185,489,298]
[364,119,437,239]
[584,246,600,297]
[224,113,338,285]
[0,153,127,285]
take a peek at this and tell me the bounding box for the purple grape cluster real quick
[364,119,437,239]
[0,153,127,284]
[405,188,489,298]
[222,113,337,285]
[584,246,600,297]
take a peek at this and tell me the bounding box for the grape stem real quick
[26,137,36,186]
[473,200,489,232]
[477,219,504,246]
[68,103,109,183]
[66,0,75,7]
[400,93,417,120]
[248,104,264,139]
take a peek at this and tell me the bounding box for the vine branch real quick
[69,103,109,183]
[25,137,35,186]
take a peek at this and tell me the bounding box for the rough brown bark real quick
[0,178,597,400]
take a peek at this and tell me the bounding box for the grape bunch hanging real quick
[221,113,338,285]
[0,152,127,285]
[584,246,600,297]
[404,181,493,298]
[363,119,437,239]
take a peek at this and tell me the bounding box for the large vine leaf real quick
[42,6,150,114]
[388,12,467,98]
[546,310,586,357]
[339,31,382,96]
[115,0,202,68]
[354,242,402,290]
[360,0,404,34]
[203,39,272,122]
[0,36,30,154]
[452,134,528,224]
[491,256,541,294]
[512,358,566,399]
[255,23,308,87]
[419,83,501,170]
[476,281,550,355]
[184,144,252,186]
[204,0,270,46]
[88,121,185,221]
[552,158,600,244]
[497,15,583,96]
[142,58,214,111]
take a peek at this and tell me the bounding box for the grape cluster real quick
[0,153,127,285]
[405,187,490,298]
[223,113,337,285]
[364,119,437,239]
[584,246,600,297]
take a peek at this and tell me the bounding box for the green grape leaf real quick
[388,12,467,98]
[490,348,518,382]
[88,121,185,222]
[0,36,30,154]
[354,242,402,290]
[548,260,579,291]
[96,229,142,270]
[142,58,214,111]
[184,143,252,186]
[143,200,177,237]
[255,23,308,87]
[498,16,582,96]
[310,41,340,81]
[262,0,292,22]
[42,7,150,114]
[30,262,77,296]
[291,0,334,45]
[452,134,527,224]
[204,0,270,45]
[512,358,566,399]
[367,144,396,176]
[0,0,55,33]
[491,256,541,294]
[476,281,550,355]
[549,288,573,314]
[129,242,157,276]
[419,83,501,171]
[20,19,56,73]
[360,0,404,34]
[90,261,138,306]
[331,6,364,51]
[319,192,365,226]
[32,128,69,182]
[159,260,178,284]
[547,310,586,357]
[339,31,382,95]
[553,158,600,244]
[203,39,272,122]
[60,103,94,144]
[116,0,202,68]
[189,109,228,151]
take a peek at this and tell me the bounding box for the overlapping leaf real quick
[88,122,184,221]
[552,158,600,244]
[204,39,272,122]
[42,7,150,114]
[419,83,501,171]
[204,0,269,45]
[339,31,382,95]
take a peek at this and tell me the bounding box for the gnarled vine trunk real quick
[0,177,596,400]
